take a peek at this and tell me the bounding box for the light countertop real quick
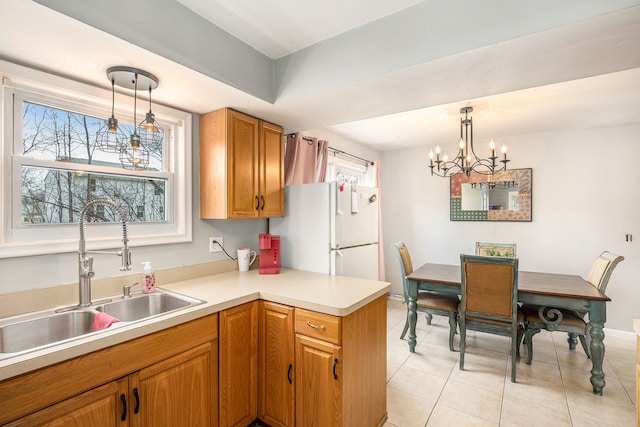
[0,268,390,381]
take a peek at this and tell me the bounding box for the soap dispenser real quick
[141,261,156,294]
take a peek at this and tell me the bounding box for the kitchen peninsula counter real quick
[0,268,390,381]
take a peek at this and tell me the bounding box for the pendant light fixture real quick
[428,106,510,177]
[104,66,160,170]
[96,78,127,152]
[137,86,164,151]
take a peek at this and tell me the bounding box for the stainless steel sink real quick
[0,311,96,354]
[0,289,205,360]
[95,291,203,322]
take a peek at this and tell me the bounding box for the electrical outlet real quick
[209,236,223,252]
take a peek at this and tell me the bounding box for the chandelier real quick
[96,66,162,170]
[428,106,509,177]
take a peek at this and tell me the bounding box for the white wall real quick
[381,123,640,332]
[0,115,268,294]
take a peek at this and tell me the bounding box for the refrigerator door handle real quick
[335,208,343,248]
[335,250,343,276]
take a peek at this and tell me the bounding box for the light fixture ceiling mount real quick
[106,66,158,92]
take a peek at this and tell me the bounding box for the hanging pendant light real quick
[118,72,149,170]
[105,66,160,170]
[137,86,164,152]
[96,78,127,152]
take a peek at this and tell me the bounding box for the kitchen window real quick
[0,61,192,258]
[326,155,376,187]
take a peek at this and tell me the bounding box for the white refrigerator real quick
[269,182,379,280]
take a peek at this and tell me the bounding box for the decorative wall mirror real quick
[450,168,532,221]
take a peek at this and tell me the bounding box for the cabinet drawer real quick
[295,308,341,345]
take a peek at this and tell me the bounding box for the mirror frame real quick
[450,168,532,222]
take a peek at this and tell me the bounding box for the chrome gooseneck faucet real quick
[78,198,132,307]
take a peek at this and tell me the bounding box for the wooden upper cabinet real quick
[259,121,285,218]
[200,108,284,219]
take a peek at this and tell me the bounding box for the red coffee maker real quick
[259,233,280,274]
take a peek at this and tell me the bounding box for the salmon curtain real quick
[284,133,329,185]
[375,160,385,281]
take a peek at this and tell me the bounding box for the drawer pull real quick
[333,358,338,380]
[120,394,127,421]
[288,363,293,384]
[306,320,326,331]
[133,387,140,414]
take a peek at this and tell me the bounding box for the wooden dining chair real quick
[459,254,523,382]
[392,242,459,351]
[475,242,517,258]
[523,251,624,364]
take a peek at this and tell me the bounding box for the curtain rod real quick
[328,147,374,166]
[285,133,374,166]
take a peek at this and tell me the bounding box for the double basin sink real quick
[0,289,205,360]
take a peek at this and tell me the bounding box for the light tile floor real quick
[384,297,637,427]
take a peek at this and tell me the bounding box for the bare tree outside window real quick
[20,102,166,225]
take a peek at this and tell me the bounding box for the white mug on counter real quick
[237,248,257,272]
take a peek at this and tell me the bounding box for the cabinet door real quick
[6,378,129,427]
[295,334,343,427]
[227,110,260,218]
[258,121,284,218]
[258,301,294,427]
[219,301,258,427]
[131,342,217,427]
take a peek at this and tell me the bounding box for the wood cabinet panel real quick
[219,301,258,427]
[227,111,260,217]
[5,378,128,427]
[259,121,285,217]
[341,295,388,427]
[258,301,294,427]
[295,308,341,345]
[294,334,342,427]
[200,108,283,219]
[132,342,217,427]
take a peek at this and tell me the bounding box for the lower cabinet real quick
[295,334,343,426]
[219,301,258,427]
[257,295,388,427]
[5,378,129,426]
[0,315,219,427]
[294,295,388,427]
[258,301,295,427]
[131,342,216,426]
[1,296,387,427]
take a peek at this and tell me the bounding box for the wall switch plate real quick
[209,236,223,252]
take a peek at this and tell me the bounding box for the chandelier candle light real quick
[429,107,509,177]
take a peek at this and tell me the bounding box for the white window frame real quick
[326,154,377,187]
[0,60,192,258]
